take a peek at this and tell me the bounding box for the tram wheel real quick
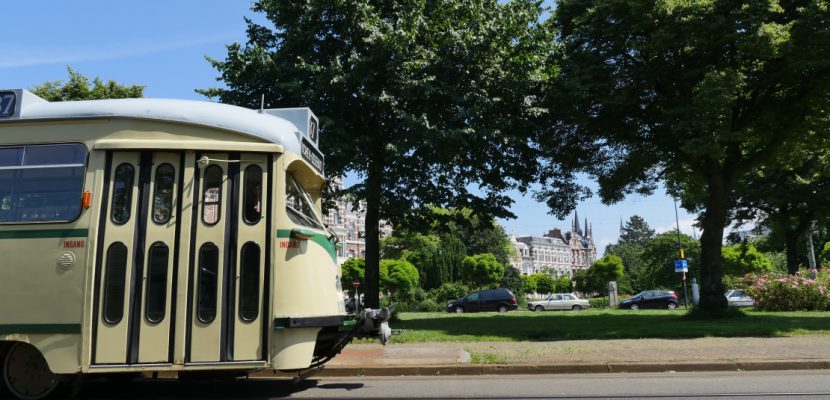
[3,343,65,400]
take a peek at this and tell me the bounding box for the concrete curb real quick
[312,360,830,377]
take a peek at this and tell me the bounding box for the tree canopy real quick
[202,0,557,308]
[31,67,144,101]
[461,253,505,288]
[547,0,830,310]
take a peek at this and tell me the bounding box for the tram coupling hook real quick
[356,304,396,345]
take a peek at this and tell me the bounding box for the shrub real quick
[588,297,609,309]
[745,272,829,311]
[430,282,471,303]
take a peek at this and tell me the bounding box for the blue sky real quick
[2,1,702,253]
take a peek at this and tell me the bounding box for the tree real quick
[640,233,701,293]
[500,265,525,298]
[340,258,365,298]
[381,233,466,289]
[427,208,516,267]
[201,0,556,308]
[521,274,538,295]
[618,216,655,247]
[547,0,830,311]
[380,259,419,299]
[721,244,772,278]
[532,273,554,295]
[461,253,505,288]
[31,67,144,101]
[732,152,830,274]
[553,275,573,293]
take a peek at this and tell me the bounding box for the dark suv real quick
[619,290,679,310]
[447,288,518,313]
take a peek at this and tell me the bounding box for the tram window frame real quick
[0,143,87,224]
[197,243,219,324]
[239,242,261,322]
[201,165,222,226]
[145,242,169,324]
[111,163,135,225]
[285,173,324,230]
[103,242,129,325]
[152,163,175,225]
[242,165,263,225]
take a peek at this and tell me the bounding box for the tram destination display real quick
[0,91,16,118]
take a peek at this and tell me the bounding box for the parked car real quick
[725,289,755,307]
[619,290,679,310]
[447,288,518,313]
[528,293,590,312]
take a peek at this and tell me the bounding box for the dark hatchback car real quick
[447,288,518,313]
[619,290,679,310]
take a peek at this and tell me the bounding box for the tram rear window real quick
[0,143,87,224]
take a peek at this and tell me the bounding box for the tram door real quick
[93,152,181,365]
[187,152,269,363]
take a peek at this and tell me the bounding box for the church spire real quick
[584,218,588,238]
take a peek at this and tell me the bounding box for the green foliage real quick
[638,233,701,293]
[426,208,517,267]
[553,275,572,293]
[722,244,772,277]
[340,257,365,295]
[821,242,830,267]
[381,233,466,289]
[521,274,537,294]
[461,253,505,288]
[618,216,655,246]
[31,67,144,101]
[430,282,472,303]
[545,0,830,311]
[202,0,557,307]
[745,273,829,311]
[531,273,554,294]
[499,265,525,298]
[380,259,419,298]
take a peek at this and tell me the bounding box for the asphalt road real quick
[65,370,830,399]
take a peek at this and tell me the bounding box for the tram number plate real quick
[0,92,16,118]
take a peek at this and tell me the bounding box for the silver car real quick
[528,293,590,311]
[725,289,755,307]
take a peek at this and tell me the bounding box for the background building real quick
[323,177,393,265]
[510,210,597,277]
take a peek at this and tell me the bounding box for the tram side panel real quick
[0,135,96,374]
[270,155,345,370]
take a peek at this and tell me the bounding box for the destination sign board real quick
[301,138,324,174]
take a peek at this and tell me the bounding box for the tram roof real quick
[6,90,307,154]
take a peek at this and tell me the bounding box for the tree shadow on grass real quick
[390,311,830,341]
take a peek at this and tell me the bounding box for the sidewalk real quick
[317,335,830,376]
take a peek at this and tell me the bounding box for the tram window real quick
[111,163,135,225]
[153,164,175,224]
[103,242,128,325]
[285,173,324,230]
[197,243,219,324]
[202,165,222,226]
[0,143,86,224]
[239,242,261,322]
[243,165,262,224]
[145,242,169,324]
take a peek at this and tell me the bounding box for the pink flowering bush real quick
[743,273,829,311]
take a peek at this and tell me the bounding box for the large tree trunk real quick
[785,229,800,275]
[698,174,729,311]
[363,151,383,309]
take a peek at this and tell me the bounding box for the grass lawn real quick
[387,309,830,342]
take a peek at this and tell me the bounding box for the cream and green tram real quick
[0,90,390,399]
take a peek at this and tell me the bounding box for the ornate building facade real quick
[510,210,597,277]
[322,177,393,265]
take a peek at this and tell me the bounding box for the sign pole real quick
[674,198,689,308]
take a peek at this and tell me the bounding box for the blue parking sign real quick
[674,260,688,272]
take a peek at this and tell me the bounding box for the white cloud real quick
[0,34,236,69]
[656,218,699,238]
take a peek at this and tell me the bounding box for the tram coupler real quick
[354,305,395,345]
[292,365,325,384]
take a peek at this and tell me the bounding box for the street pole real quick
[674,198,689,308]
[807,221,817,279]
